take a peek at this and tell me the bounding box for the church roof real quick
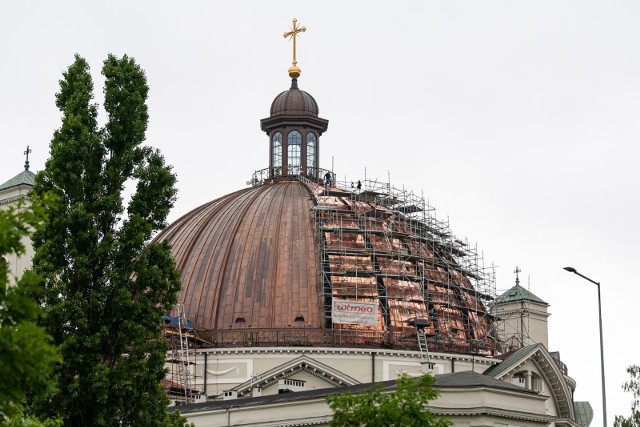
[170,371,538,416]
[0,168,35,191]
[156,176,497,353]
[493,284,548,305]
[483,343,543,378]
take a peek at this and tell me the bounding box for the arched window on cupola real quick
[272,132,282,177]
[287,130,302,175]
[306,132,316,177]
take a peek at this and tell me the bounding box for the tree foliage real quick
[0,200,61,426]
[29,54,188,427]
[326,374,451,427]
[615,365,640,427]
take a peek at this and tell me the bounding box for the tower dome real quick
[269,79,320,117]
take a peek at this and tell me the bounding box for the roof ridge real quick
[0,169,36,191]
[494,283,548,305]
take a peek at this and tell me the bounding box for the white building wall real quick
[0,184,34,283]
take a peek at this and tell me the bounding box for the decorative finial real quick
[24,145,31,171]
[514,266,521,286]
[283,18,306,79]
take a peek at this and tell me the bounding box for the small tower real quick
[0,146,36,281]
[260,18,329,179]
[492,267,550,351]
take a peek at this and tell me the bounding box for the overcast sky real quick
[1,1,638,424]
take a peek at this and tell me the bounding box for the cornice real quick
[0,194,29,206]
[197,346,498,367]
[428,406,553,424]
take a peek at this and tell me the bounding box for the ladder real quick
[417,330,431,364]
[176,304,193,403]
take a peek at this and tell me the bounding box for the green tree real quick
[615,365,640,427]
[0,200,61,426]
[29,54,188,427]
[326,374,451,427]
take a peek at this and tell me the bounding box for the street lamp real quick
[563,266,607,427]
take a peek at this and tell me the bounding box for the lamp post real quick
[563,266,607,427]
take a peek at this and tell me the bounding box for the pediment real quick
[485,343,575,420]
[230,354,359,397]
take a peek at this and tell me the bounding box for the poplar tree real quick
[30,55,188,427]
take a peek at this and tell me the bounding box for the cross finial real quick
[24,145,31,171]
[283,18,306,79]
[514,266,521,286]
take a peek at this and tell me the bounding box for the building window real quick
[288,130,301,175]
[306,132,316,176]
[272,132,282,177]
[235,317,246,328]
[531,373,543,392]
[295,315,305,328]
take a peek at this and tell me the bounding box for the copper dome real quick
[269,79,319,117]
[157,177,497,355]
[157,180,321,331]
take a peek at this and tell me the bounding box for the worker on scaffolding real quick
[356,180,362,191]
[324,171,333,187]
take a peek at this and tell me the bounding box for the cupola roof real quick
[494,284,548,305]
[1,146,35,191]
[269,79,320,117]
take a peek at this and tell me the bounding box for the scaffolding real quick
[307,175,497,356]
[163,304,203,404]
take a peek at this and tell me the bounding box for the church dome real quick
[157,30,495,354]
[157,176,497,355]
[269,79,319,117]
[156,181,322,332]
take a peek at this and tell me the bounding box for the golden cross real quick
[283,18,306,78]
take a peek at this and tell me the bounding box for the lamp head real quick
[563,266,577,273]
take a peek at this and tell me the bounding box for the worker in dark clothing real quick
[356,180,362,191]
[324,171,332,186]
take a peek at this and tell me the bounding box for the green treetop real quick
[326,374,452,427]
[615,365,640,427]
[29,54,188,427]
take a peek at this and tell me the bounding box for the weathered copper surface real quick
[156,181,321,330]
[269,86,319,117]
[157,178,496,355]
